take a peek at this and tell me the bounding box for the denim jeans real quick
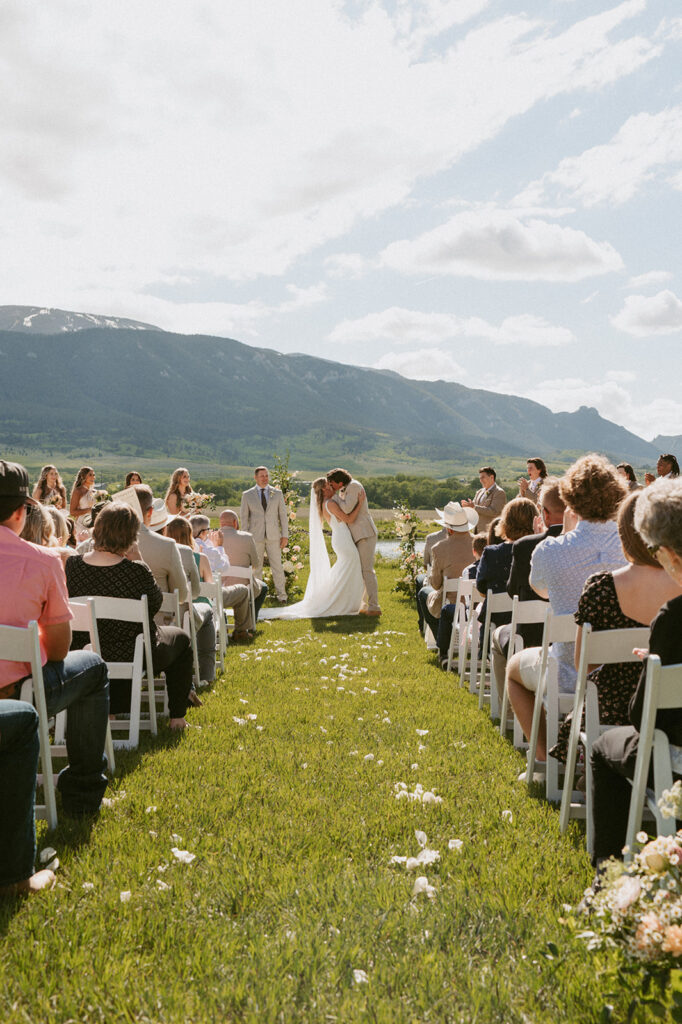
[0,700,40,886]
[42,650,110,815]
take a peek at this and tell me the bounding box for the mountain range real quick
[0,305,668,471]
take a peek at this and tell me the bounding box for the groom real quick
[326,468,380,617]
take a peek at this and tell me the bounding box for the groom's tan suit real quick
[240,485,288,601]
[332,479,379,612]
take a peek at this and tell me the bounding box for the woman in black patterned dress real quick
[65,502,195,731]
[550,490,682,762]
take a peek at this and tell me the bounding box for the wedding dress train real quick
[260,499,364,619]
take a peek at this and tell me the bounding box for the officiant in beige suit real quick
[240,466,288,603]
[462,466,507,530]
[326,468,380,616]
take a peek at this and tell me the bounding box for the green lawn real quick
[0,565,636,1023]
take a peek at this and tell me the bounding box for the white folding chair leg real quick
[184,609,201,687]
[20,673,58,831]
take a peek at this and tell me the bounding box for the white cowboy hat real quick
[434,501,479,532]
[148,498,172,531]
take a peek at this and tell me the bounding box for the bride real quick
[261,477,365,619]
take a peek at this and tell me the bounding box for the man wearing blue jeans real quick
[0,461,110,893]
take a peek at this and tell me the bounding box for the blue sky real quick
[2,0,681,440]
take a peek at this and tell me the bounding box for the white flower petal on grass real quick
[149,830,158,838]
[418,744,427,753]
[171,833,183,843]
[364,753,375,762]
[417,848,440,866]
[246,713,258,721]
[377,759,384,766]
[145,805,157,814]
[422,791,441,805]
[382,717,391,724]
[120,890,132,903]
[156,879,171,891]
[44,857,59,872]
[232,717,246,726]
[406,856,420,871]
[416,730,429,736]
[39,847,57,864]
[448,839,464,851]
[501,810,513,823]
[301,763,308,769]
[81,882,95,891]
[353,969,369,985]
[171,847,196,864]
[415,830,428,848]
[395,790,408,801]
[390,855,407,865]
[349,750,358,756]
[239,698,249,704]
[412,876,436,898]
[411,763,419,770]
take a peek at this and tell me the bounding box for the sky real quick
[1,0,681,442]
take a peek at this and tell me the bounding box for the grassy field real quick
[0,564,638,1023]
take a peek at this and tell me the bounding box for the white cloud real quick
[371,348,467,382]
[278,283,328,312]
[611,290,682,336]
[517,105,682,208]
[329,307,574,347]
[0,0,661,309]
[324,253,369,279]
[379,210,622,281]
[627,270,674,289]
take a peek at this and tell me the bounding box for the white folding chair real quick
[443,578,474,680]
[201,576,226,669]
[560,623,650,851]
[465,592,483,697]
[624,657,682,859]
[434,576,460,664]
[222,566,256,631]
[477,590,513,718]
[87,595,157,749]
[66,598,116,774]
[499,597,551,744]
[0,620,58,830]
[524,611,577,800]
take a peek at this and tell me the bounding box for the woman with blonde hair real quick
[33,465,67,509]
[69,466,96,521]
[165,467,192,516]
[20,504,57,547]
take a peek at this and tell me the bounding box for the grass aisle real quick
[1,565,634,1023]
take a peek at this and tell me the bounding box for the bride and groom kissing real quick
[265,468,380,621]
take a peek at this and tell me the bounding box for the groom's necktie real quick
[260,488,267,512]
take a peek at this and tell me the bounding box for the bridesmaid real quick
[33,464,67,509]
[125,471,143,487]
[69,466,96,521]
[165,467,193,516]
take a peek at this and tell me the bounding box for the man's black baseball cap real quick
[0,461,39,506]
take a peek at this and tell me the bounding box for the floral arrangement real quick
[570,781,682,1020]
[392,502,421,596]
[269,452,304,600]
[93,489,112,504]
[181,491,215,513]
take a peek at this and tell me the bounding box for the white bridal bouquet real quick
[182,492,214,513]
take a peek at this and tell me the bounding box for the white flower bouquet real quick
[182,492,214,513]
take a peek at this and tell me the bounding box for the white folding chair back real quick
[159,589,181,624]
[87,594,157,749]
[559,623,650,850]
[0,620,58,830]
[445,578,476,680]
[200,577,226,669]
[436,576,460,665]
[477,590,513,718]
[499,597,550,742]
[222,566,256,629]
[67,598,116,773]
[524,611,576,799]
[624,657,682,859]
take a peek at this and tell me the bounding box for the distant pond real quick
[376,540,426,561]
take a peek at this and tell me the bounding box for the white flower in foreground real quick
[382,717,391,724]
[501,810,513,823]
[422,791,442,805]
[39,847,57,864]
[411,763,419,770]
[390,855,407,865]
[349,750,358,756]
[416,729,429,736]
[156,879,171,891]
[81,882,94,891]
[145,805,157,814]
[418,744,427,753]
[448,839,463,851]
[256,725,264,731]
[246,713,258,721]
[120,890,132,903]
[377,759,384,766]
[364,753,375,762]
[395,790,408,800]
[412,876,437,898]
[232,717,246,725]
[417,848,440,866]
[415,830,427,848]
[406,856,420,871]
[353,969,369,985]
[171,847,196,864]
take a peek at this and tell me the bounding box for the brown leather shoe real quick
[231,630,253,643]
[359,609,381,617]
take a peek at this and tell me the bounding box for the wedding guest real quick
[32,465,67,509]
[218,509,267,622]
[66,502,195,730]
[490,478,566,696]
[189,514,254,640]
[20,503,56,547]
[132,486,188,601]
[486,516,504,546]
[69,466,96,521]
[644,453,680,486]
[616,463,641,491]
[550,489,682,765]
[416,520,448,632]
[164,516,216,684]
[165,467,193,516]
[590,477,682,864]
[461,466,506,531]
[76,501,109,555]
[0,460,110,816]
[45,508,76,566]
[518,457,547,504]
[417,502,479,641]
[125,471,142,487]
[505,454,628,761]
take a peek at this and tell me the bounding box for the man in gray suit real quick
[240,466,289,603]
[461,466,507,531]
[326,468,380,616]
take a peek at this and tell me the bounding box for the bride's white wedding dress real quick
[260,499,364,619]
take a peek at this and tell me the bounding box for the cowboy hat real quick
[433,501,479,532]
[148,498,173,531]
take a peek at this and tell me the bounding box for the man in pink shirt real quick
[0,461,109,893]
